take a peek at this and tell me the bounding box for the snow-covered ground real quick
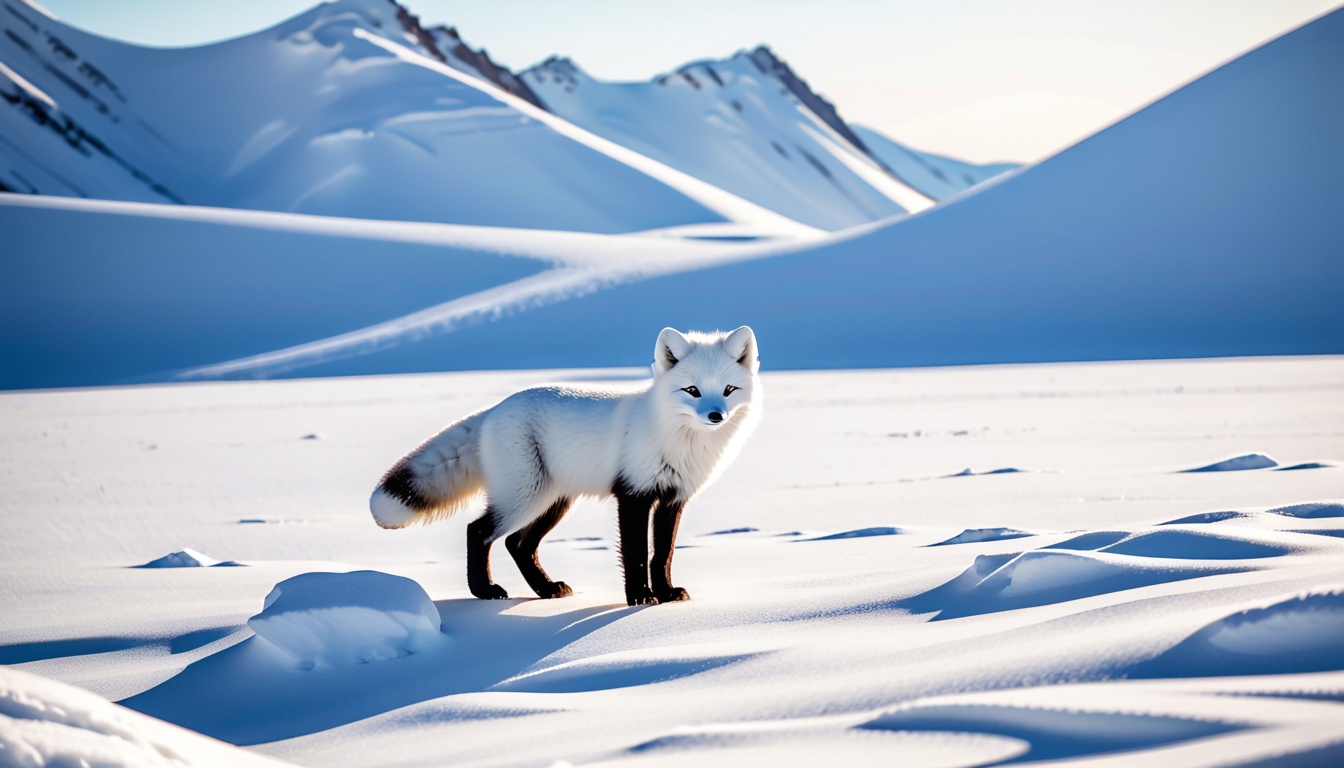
[2,357,1342,767]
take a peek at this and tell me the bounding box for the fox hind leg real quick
[466,509,509,600]
[505,497,575,599]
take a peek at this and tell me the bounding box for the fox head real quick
[652,326,760,429]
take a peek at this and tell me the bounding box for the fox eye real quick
[724,385,739,396]
[681,386,701,398]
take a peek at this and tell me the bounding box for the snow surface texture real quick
[248,571,445,669]
[2,358,1342,767]
[7,8,1335,389]
[0,0,806,234]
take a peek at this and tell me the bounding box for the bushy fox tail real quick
[370,409,489,529]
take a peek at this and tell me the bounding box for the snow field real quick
[1,357,1341,767]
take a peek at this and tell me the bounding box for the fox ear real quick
[724,326,758,371]
[653,327,691,375]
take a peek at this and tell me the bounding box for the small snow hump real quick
[137,548,241,568]
[802,526,903,541]
[929,527,1036,547]
[247,571,444,670]
[1179,453,1278,472]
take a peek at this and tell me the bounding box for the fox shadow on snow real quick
[118,598,649,745]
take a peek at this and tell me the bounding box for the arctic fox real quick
[370,327,763,606]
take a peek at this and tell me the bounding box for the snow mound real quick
[0,666,288,767]
[247,571,444,670]
[1134,588,1344,677]
[947,467,1032,477]
[1180,453,1279,472]
[1275,461,1336,471]
[704,527,761,536]
[1267,502,1344,519]
[138,548,240,568]
[930,528,1036,547]
[802,527,904,541]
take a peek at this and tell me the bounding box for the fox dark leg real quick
[505,497,574,599]
[467,509,509,600]
[615,480,659,606]
[650,495,689,603]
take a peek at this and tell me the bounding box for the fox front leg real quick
[615,483,659,606]
[650,496,689,603]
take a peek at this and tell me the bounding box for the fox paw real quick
[471,583,509,600]
[537,581,573,599]
[656,587,690,603]
[626,592,660,607]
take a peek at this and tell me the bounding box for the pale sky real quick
[31,0,1341,163]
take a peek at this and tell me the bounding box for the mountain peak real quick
[740,45,875,160]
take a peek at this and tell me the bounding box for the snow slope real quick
[852,124,1020,200]
[0,0,805,233]
[1,357,1341,767]
[523,49,935,230]
[310,7,1339,374]
[0,193,791,390]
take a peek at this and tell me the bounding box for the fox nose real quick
[708,411,723,424]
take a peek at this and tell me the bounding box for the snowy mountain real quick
[0,0,1014,235]
[522,48,937,230]
[2,7,1339,390]
[0,0,804,234]
[398,8,1341,371]
[166,6,1339,380]
[853,125,1020,201]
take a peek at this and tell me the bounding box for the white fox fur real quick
[371,327,762,538]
